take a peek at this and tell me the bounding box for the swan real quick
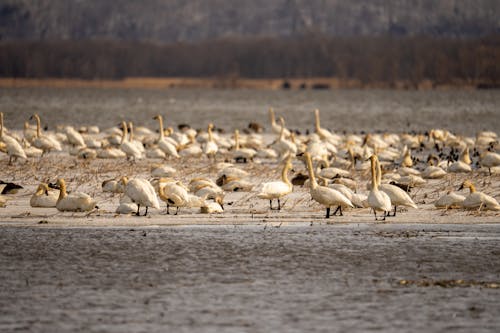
[257,156,293,210]
[158,181,192,214]
[178,134,203,157]
[30,183,58,207]
[151,164,177,177]
[29,114,62,153]
[119,177,160,216]
[0,112,27,164]
[102,179,125,194]
[127,122,146,154]
[367,155,392,221]
[434,191,465,209]
[200,197,224,214]
[203,123,218,161]
[448,147,472,173]
[269,108,291,137]
[120,121,143,160]
[97,146,127,159]
[220,176,254,192]
[304,152,353,218]
[55,178,97,212]
[232,130,256,163]
[65,126,86,147]
[271,117,297,160]
[480,152,500,175]
[153,115,179,158]
[115,195,139,215]
[314,109,341,145]
[422,155,447,179]
[459,180,500,211]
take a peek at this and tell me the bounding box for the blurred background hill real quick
[0,0,499,87]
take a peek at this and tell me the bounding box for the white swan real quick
[459,180,500,211]
[257,156,293,210]
[203,123,218,161]
[102,179,125,194]
[29,114,62,153]
[120,121,143,160]
[367,155,392,221]
[55,178,97,212]
[65,126,86,147]
[158,181,190,214]
[268,107,290,137]
[30,183,58,207]
[200,197,224,214]
[153,115,179,158]
[448,147,472,173]
[434,191,465,209]
[232,130,256,163]
[314,109,340,145]
[481,152,500,175]
[0,112,27,164]
[120,177,160,216]
[304,152,353,218]
[376,156,417,216]
[422,155,447,179]
[115,195,139,215]
[271,117,296,160]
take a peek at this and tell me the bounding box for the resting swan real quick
[29,114,62,153]
[0,112,27,164]
[30,183,58,207]
[55,178,97,212]
[459,180,500,211]
[153,115,179,158]
[304,152,353,218]
[257,156,293,210]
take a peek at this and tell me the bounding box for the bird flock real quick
[0,108,499,221]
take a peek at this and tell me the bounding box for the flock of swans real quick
[0,108,499,220]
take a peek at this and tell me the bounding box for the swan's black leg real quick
[277,199,281,210]
[136,204,141,216]
[144,206,148,216]
[326,207,330,218]
[339,206,343,216]
[333,206,340,216]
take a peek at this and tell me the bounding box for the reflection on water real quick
[0,88,499,135]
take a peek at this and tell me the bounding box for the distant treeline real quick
[0,35,499,86]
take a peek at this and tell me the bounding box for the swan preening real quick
[1,107,499,221]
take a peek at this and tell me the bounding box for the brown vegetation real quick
[0,35,499,89]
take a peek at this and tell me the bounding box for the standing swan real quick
[257,156,293,210]
[119,177,160,216]
[153,115,179,158]
[55,178,97,212]
[268,108,290,137]
[203,123,218,161]
[120,121,143,160]
[367,155,392,221]
[304,152,354,218]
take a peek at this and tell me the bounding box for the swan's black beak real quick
[458,184,464,191]
[48,182,59,190]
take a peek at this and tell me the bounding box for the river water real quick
[1,224,499,332]
[0,88,499,135]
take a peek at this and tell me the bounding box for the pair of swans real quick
[52,178,97,212]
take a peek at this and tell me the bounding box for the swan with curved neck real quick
[257,155,293,210]
[203,123,218,161]
[458,180,500,211]
[0,112,27,164]
[153,115,179,158]
[120,121,142,160]
[29,114,62,153]
[367,155,392,221]
[120,176,160,216]
[233,129,256,163]
[30,183,58,207]
[55,178,97,212]
[269,108,290,137]
[304,152,353,218]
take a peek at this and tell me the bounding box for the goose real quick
[304,152,353,218]
[119,177,160,216]
[268,108,290,137]
[257,156,293,210]
[30,183,58,207]
[119,121,143,160]
[434,191,466,209]
[480,152,500,175]
[29,114,62,153]
[458,180,500,211]
[55,178,97,212]
[232,129,256,163]
[153,115,180,158]
[377,166,417,217]
[0,112,27,164]
[203,123,218,161]
[367,155,392,221]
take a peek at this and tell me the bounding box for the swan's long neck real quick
[314,109,321,132]
[128,122,134,141]
[376,156,382,186]
[468,183,476,194]
[461,147,471,165]
[234,130,240,150]
[0,112,4,138]
[58,179,67,201]
[35,184,45,196]
[370,158,379,191]
[208,125,214,142]
[34,114,41,138]
[269,108,275,126]
[279,119,285,141]
[158,186,167,201]
[121,122,128,144]
[281,160,292,187]
[157,116,164,140]
[305,154,318,189]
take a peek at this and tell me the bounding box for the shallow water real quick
[0,88,499,135]
[1,224,499,332]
